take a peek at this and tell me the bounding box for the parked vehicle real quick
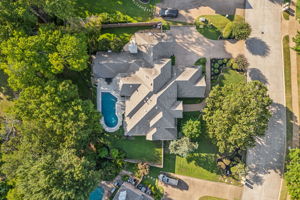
[158,174,179,186]
[159,8,179,18]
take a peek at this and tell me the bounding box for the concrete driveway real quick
[168,26,244,67]
[156,0,245,23]
[242,0,286,200]
[161,174,243,200]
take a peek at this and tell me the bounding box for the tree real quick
[285,148,300,200]
[169,137,198,157]
[293,32,300,54]
[136,162,150,178]
[2,145,100,200]
[0,28,88,90]
[203,81,272,153]
[232,22,251,40]
[182,118,201,138]
[232,54,249,71]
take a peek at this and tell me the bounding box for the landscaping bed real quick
[195,15,244,40]
[211,58,229,82]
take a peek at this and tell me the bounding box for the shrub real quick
[232,22,252,40]
[98,147,109,158]
[195,57,207,65]
[222,22,233,39]
[218,60,223,64]
[170,55,176,66]
[226,58,235,68]
[182,119,201,138]
[121,175,130,181]
[98,11,136,24]
[223,58,228,63]
[214,69,219,74]
[97,33,127,52]
[214,63,219,68]
[234,54,249,71]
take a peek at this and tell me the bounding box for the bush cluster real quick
[232,22,252,40]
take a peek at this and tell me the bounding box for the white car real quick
[158,174,179,186]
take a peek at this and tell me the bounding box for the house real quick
[92,30,206,141]
[112,182,153,200]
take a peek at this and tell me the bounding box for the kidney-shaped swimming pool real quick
[101,92,118,128]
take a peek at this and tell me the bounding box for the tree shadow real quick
[245,102,287,186]
[246,37,270,57]
[248,68,269,85]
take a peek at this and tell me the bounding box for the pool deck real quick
[97,78,124,132]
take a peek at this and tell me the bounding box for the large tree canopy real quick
[11,80,102,149]
[203,81,272,153]
[285,148,300,200]
[0,28,88,90]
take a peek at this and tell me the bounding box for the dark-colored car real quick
[159,8,179,18]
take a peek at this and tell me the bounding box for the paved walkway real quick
[161,174,242,200]
[242,0,286,200]
[282,0,300,148]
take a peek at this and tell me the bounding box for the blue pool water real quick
[89,187,104,200]
[101,92,118,128]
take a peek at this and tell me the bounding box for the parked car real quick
[158,174,179,186]
[159,8,179,18]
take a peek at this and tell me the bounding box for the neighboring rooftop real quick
[112,182,153,200]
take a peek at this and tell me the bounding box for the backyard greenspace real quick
[149,112,222,182]
[196,15,244,40]
[111,136,163,164]
[75,0,159,21]
[0,69,14,116]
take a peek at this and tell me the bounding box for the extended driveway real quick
[156,0,245,23]
[161,174,242,200]
[243,0,286,200]
[168,26,244,67]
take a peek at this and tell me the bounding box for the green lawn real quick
[218,68,246,87]
[199,196,227,200]
[283,35,293,149]
[0,69,14,116]
[196,15,244,40]
[111,136,163,164]
[149,112,222,182]
[75,0,158,21]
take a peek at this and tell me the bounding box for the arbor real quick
[182,118,201,138]
[0,28,88,90]
[285,148,300,200]
[232,22,251,40]
[203,81,272,153]
[169,137,198,157]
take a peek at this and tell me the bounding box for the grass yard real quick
[196,15,244,40]
[111,136,163,164]
[199,196,227,200]
[298,54,300,128]
[279,178,289,200]
[218,68,246,87]
[283,35,293,149]
[75,0,159,21]
[149,112,222,182]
